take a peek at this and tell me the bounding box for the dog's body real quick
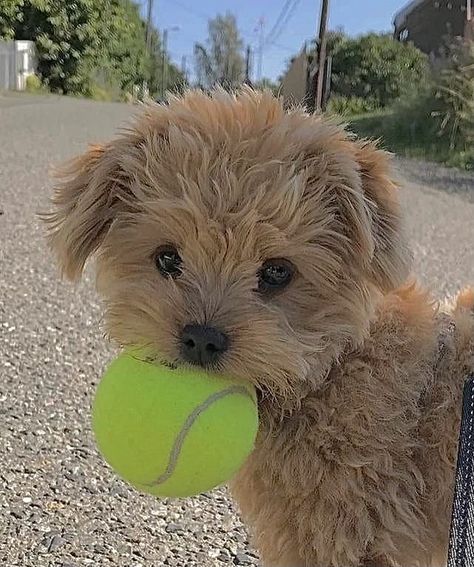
[234,287,474,567]
[44,90,474,567]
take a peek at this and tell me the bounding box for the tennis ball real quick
[92,350,258,498]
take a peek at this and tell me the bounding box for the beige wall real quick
[281,47,308,106]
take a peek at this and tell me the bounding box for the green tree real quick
[84,0,152,96]
[7,0,115,93]
[0,0,185,98]
[147,28,187,100]
[0,0,22,39]
[349,39,474,169]
[328,33,428,108]
[433,39,474,150]
[194,13,244,90]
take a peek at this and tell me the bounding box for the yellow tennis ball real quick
[92,350,258,498]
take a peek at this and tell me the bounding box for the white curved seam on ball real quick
[144,385,255,488]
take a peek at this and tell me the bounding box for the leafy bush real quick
[0,0,21,39]
[349,42,474,170]
[432,39,474,151]
[385,40,474,168]
[385,85,437,147]
[326,95,378,116]
[329,33,429,109]
[85,84,113,102]
[1,0,184,99]
[25,73,45,93]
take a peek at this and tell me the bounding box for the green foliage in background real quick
[147,27,187,100]
[349,40,474,170]
[0,0,21,39]
[0,0,183,98]
[194,13,245,90]
[433,39,474,153]
[326,94,378,116]
[253,78,280,95]
[25,72,47,92]
[327,32,429,110]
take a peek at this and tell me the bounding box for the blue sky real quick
[148,0,409,81]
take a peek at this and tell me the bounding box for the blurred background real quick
[1,0,473,169]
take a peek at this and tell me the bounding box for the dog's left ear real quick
[355,140,411,291]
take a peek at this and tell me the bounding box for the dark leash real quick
[447,373,474,567]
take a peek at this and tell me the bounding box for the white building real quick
[0,40,37,91]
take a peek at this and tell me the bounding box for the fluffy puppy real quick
[44,89,474,567]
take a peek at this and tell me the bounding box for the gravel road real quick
[1,94,473,567]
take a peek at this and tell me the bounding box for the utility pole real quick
[245,45,252,85]
[161,28,168,100]
[324,53,332,107]
[145,0,154,57]
[142,0,154,99]
[314,0,329,112]
[181,55,187,83]
[257,17,264,82]
[194,44,204,87]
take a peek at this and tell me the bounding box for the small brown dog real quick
[45,89,474,567]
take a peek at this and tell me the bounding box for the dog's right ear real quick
[43,143,124,281]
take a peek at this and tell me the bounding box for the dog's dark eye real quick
[257,259,295,293]
[155,246,182,278]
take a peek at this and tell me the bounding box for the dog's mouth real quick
[137,350,227,376]
[158,358,179,370]
[126,349,180,371]
[131,348,269,406]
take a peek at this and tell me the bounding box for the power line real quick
[267,0,301,46]
[168,0,210,23]
[265,0,294,45]
[265,0,301,46]
[268,41,295,52]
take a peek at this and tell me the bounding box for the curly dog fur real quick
[44,89,474,567]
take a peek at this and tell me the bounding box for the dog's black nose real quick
[180,324,229,367]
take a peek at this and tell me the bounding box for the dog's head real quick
[45,89,410,404]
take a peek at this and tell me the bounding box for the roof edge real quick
[393,0,429,29]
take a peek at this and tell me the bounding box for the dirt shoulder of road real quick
[395,157,474,203]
